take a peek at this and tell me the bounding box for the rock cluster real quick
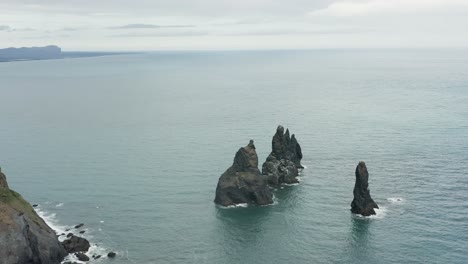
[214,140,274,206]
[262,125,303,185]
[350,162,379,216]
[0,168,67,264]
[61,235,90,253]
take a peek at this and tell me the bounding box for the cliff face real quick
[214,140,274,206]
[350,162,379,216]
[0,169,67,264]
[262,125,303,185]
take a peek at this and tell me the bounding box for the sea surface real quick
[0,50,467,264]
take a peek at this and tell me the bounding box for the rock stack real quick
[0,168,67,264]
[351,161,379,216]
[262,125,303,185]
[214,140,274,206]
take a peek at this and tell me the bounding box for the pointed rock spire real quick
[215,140,273,206]
[351,161,379,216]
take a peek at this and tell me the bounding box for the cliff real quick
[0,168,67,264]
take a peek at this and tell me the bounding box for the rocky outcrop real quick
[0,168,67,264]
[351,162,379,216]
[262,125,303,185]
[0,169,9,189]
[214,140,274,206]
[61,235,90,253]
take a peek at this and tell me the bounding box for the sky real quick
[1,0,468,51]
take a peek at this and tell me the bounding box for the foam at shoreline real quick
[34,206,110,263]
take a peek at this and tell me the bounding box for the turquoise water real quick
[0,50,467,263]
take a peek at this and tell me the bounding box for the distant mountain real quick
[0,45,62,62]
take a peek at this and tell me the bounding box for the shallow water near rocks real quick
[1,50,468,263]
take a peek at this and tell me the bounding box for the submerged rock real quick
[0,168,67,264]
[75,252,89,261]
[107,252,116,258]
[214,140,274,206]
[351,162,379,216]
[262,125,303,185]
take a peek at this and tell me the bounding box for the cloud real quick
[108,23,194,29]
[309,0,468,17]
[108,31,207,37]
[0,25,12,31]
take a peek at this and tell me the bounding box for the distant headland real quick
[0,45,62,62]
[0,45,136,62]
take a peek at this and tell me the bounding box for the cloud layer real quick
[0,0,467,50]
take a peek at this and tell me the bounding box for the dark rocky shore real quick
[351,162,379,216]
[0,167,116,263]
[262,125,303,185]
[214,140,274,206]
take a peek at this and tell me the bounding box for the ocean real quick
[0,49,467,263]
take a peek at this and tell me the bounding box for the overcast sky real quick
[1,0,468,51]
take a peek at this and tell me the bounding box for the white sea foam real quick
[368,206,387,219]
[283,183,299,186]
[217,203,249,209]
[387,197,405,204]
[35,209,67,239]
[34,208,110,263]
[229,203,248,208]
[55,203,64,207]
[353,206,388,220]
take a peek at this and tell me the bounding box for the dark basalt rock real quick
[75,252,89,261]
[61,235,90,253]
[262,125,303,185]
[107,252,116,258]
[0,168,9,189]
[351,162,379,216]
[0,168,67,264]
[74,223,84,229]
[214,140,274,206]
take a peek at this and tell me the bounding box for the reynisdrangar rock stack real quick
[262,125,303,185]
[214,140,274,206]
[350,161,379,216]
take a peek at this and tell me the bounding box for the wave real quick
[353,206,388,220]
[227,203,248,208]
[387,197,405,204]
[216,203,249,209]
[55,203,64,207]
[34,207,110,263]
[34,208,68,241]
[282,182,300,186]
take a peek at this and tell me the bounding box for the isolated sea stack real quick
[215,140,274,206]
[262,125,303,185]
[0,167,67,264]
[351,162,379,216]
